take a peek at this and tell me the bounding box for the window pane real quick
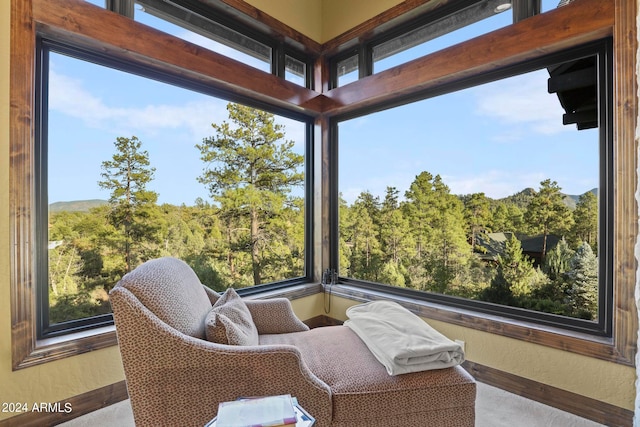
[373,0,512,73]
[336,54,359,87]
[542,0,563,13]
[134,1,271,73]
[46,50,305,326]
[338,55,602,322]
[85,0,105,7]
[285,55,307,87]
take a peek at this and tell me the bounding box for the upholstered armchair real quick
[111,257,476,427]
[109,257,332,427]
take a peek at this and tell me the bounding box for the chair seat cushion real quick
[260,325,476,426]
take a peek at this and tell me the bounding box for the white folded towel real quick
[344,300,464,375]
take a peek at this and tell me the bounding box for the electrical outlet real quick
[454,339,465,352]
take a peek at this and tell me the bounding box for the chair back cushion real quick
[115,257,212,339]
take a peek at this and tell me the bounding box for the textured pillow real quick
[205,288,259,345]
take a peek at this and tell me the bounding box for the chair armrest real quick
[245,298,310,334]
[110,287,331,427]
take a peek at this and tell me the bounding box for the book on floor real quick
[214,394,297,427]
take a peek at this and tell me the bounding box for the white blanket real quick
[344,301,464,375]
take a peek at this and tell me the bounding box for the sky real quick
[48,0,594,206]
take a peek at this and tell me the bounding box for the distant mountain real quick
[499,188,536,210]
[49,199,108,212]
[495,187,597,210]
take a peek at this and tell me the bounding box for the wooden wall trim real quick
[464,361,634,427]
[0,381,128,427]
[323,0,614,118]
[612,0,639,368]
[10,0,36,372]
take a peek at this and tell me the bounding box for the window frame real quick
[11,0,321,369]
[330,39,614,338]
[34,36,315,339]
[319,0,635,366]
[327,0,543,88]
[10,0,634,369]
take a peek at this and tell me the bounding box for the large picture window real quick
[36,40,310,338]
[335,40,612,336]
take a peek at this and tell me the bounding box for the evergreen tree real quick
[463,192,491,251]
[564,242,598,319]
[525,179,574,259]
[544,237,574,280]
[348,193,383,281]
[403,172,470,293]
[380,187,414,267]
[571,191,598,250]
[98,135,159,272]
[196,103,304,285]
[482,234,535,302]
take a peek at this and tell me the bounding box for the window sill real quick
[15,327,118,370]
[327,283,629,365]
[14,283,323,370]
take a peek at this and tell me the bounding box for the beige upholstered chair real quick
[109,257,332,427]
[111,257,476,427]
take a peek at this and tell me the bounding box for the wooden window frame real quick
[10,0,636,369]
[9,0,323,369]
[319,0,637,366]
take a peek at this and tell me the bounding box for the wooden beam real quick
[32,0,324,116]
[323,0,613,118]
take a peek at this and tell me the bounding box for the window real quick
[372,0,513,73]
[335,40,613,336]
[132,0,312,87]
[36,39,310,338]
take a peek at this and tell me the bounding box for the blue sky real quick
[49,0,593,206]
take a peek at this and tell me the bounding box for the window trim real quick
[10,0,634,368]
[10,0,321,369]
[320,0,636,366]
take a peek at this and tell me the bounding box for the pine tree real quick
[571,191,598,250]
[501,235,535,296]
[98,135,159,272]
[525,179,574,259]
[463,192,491,251]
[564,242,598,319]
[196,103,304,285]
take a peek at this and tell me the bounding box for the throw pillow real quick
[205,288,259,345]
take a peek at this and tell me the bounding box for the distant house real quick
[474,232,561,267]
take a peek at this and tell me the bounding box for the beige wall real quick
[244,0,404,43]
[0,0,636,422]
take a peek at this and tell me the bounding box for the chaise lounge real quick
[109,257,476,427]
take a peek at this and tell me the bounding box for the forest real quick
[47,103,599,324]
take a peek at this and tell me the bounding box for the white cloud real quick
[49,68,228,139]
[473,70,569,137]
[445,170,547,198]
